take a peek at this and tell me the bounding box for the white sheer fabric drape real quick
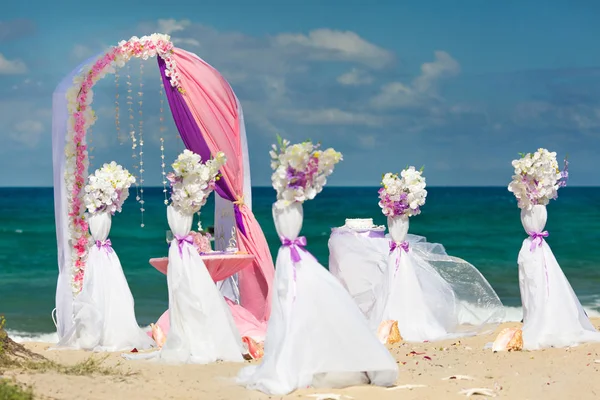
[215,92,252,303]
[52,53,102,339]
[159,205,244,364]
[57,212,153,351]
[518,205,600,350]
[237,203,398,395]
[329,218,505,342]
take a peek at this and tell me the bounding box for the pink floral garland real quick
[65,34,183,294]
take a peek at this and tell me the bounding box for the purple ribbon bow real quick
[389,240,409,253]
[528,231,549,252]
[95,239,113,253]
[281,236,307,304]
[390,240,409,277]
[281,236,307,263]
[174,234,194,258]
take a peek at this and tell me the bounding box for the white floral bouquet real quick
[378,167,427,217]
[83,161,136,215]
[508,148,568,210]
[270,136,342,207]
[167,149,227,215]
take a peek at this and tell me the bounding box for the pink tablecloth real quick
[149,253,255,282]
[149,253,267,341]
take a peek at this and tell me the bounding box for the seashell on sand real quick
[150,323,166,348]
[492,327,523,352]
[377,320,403,344]
[242,336,264,360]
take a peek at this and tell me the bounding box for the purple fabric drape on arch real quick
[157,58,246,236]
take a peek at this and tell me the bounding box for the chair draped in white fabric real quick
[519,205,600,349]
[237,203,398,395]
[57,212,153,351]
[159,205,244,363]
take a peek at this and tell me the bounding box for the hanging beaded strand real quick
[127,63,140,203]
[159,80,169,206]
[138,61,145,228]
[115,69,122,144]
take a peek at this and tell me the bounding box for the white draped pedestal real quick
[237,203,398,395]
[519,205,600,349]
[159,205,244,364]
[57,212,153,352]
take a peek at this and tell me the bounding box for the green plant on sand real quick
[0,315,132,376]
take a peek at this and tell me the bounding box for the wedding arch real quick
[51,34,274,339]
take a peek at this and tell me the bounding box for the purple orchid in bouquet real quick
[508,148,568,210]
[378,167,427,218]
[270,135,343,207]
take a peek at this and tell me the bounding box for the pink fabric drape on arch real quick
[172,48,275,321]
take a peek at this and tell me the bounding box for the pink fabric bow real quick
[174,234,194,258]
[95,239,113,253]
[528,231,548,252]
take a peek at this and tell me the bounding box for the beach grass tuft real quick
[1,315,133,377]
[0,378,35,400]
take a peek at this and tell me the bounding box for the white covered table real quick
[328,227,390,331]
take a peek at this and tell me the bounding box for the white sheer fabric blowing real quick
[160,205,244,364]
[57,212,153,351]
[237,203,398,395]
[518,205,600,350]
[329,220,505,342]
[52,53,102,339]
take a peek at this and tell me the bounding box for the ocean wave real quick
[8,307,600,343]
[7,325,153,344]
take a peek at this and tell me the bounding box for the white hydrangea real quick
[83,161,135,215]
[168,150,227,216]
[270,138,342,207]
[508,148,563,210]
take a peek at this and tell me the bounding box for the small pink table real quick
[149,253,255,282]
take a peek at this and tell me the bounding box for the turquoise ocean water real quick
[1,186,599,338]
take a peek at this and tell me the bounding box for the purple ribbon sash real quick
[390,240,409,277]
[174,234,194,258]
[528,230,550,296]
[281,236,307,303]
[96,239,113,253]
[528,231,549,252]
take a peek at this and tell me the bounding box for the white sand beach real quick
[4,319,600,400]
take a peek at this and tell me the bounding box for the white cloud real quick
[0,53,27,74]
[11,120,45,147]
[70,44,95,62]
[157,19,191,35]
[337,68,373,86]
[172,37,200,47]
[274,29,394,69]
[278,108,383,127]
[370,51,460,109]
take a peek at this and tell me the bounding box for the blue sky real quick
[1,0,599,186]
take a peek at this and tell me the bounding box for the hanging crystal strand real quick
[115,69,122,144]
[159,80,169,206]
[127,63,140,203]
[138,61,145,228]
